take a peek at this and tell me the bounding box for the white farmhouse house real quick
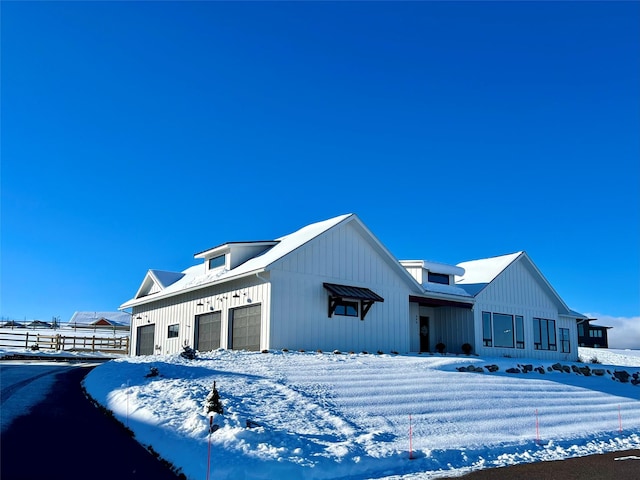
[122,214,475,356]
[121,214,584,361]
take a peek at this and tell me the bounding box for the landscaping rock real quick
[484,364,499,373]
[534,367,546,374]
[614,370,630,383]
[592,369,605,376]
[506,368,521,374]
[578,366,591,376]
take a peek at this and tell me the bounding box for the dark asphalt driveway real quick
[1,364,181,480]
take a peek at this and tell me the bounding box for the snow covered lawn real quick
[83,348,640,479]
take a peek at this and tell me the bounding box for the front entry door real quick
[419,316,430,352]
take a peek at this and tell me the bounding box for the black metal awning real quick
[323,283,384,320]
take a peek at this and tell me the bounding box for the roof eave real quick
[120,268,268,309]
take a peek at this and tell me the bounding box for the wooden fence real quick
[0,331,129,354]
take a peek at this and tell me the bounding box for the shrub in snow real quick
[30,344,39,351]
[204,381,224,415]
[461,343,472,355]
[435,343,446,354]
[180,345,197,360]
[145,366,159,378]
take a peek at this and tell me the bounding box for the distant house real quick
[454,252,586,361]
[68,311,131,328]
[577,318,611,348]
[26,320,52,328]
[121,214,587,361]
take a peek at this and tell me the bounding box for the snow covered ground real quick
[73,347,640,480]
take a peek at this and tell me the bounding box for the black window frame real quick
[333,300,359,318]
[533,318,557,351]
[482,311,492,347]
[427,272,450,285]
[167,323,179,339]
[515,315,525,349]
[208,255,225,270]
[559,327,571,353]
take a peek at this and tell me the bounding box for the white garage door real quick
[230,305,261,351]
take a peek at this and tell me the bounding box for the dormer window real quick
[427,272,450,285]
[208,255,225,270]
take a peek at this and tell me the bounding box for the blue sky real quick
[2,2,638,341]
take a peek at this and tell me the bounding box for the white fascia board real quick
[401,260,464,277]
[519,253,572,315]
[120,268,268,309]
[415,291,476,305]
[133,271,157,300]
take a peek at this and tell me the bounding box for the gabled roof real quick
[455,252,572,314]
[134,269,186,299]
[455,252,522,289]
[121,214,356,308]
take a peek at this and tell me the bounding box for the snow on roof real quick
[423,282,473,297]
[150,269,185,288]
[121,214,353,308]
[455,252,523,285]
[68,311,132,326]
[400,260,465,277]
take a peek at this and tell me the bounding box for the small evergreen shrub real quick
[461,343,472,355]
[435,343,446,354]
[204,381,224,415]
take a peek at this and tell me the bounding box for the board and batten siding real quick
[472,259,579,361]
[268,222,414,353]
[431,306,475,354]
[130,277,270,355]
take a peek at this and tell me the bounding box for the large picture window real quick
[533,318,557,351]
[493,313,514,348]
[482,312,525,349]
